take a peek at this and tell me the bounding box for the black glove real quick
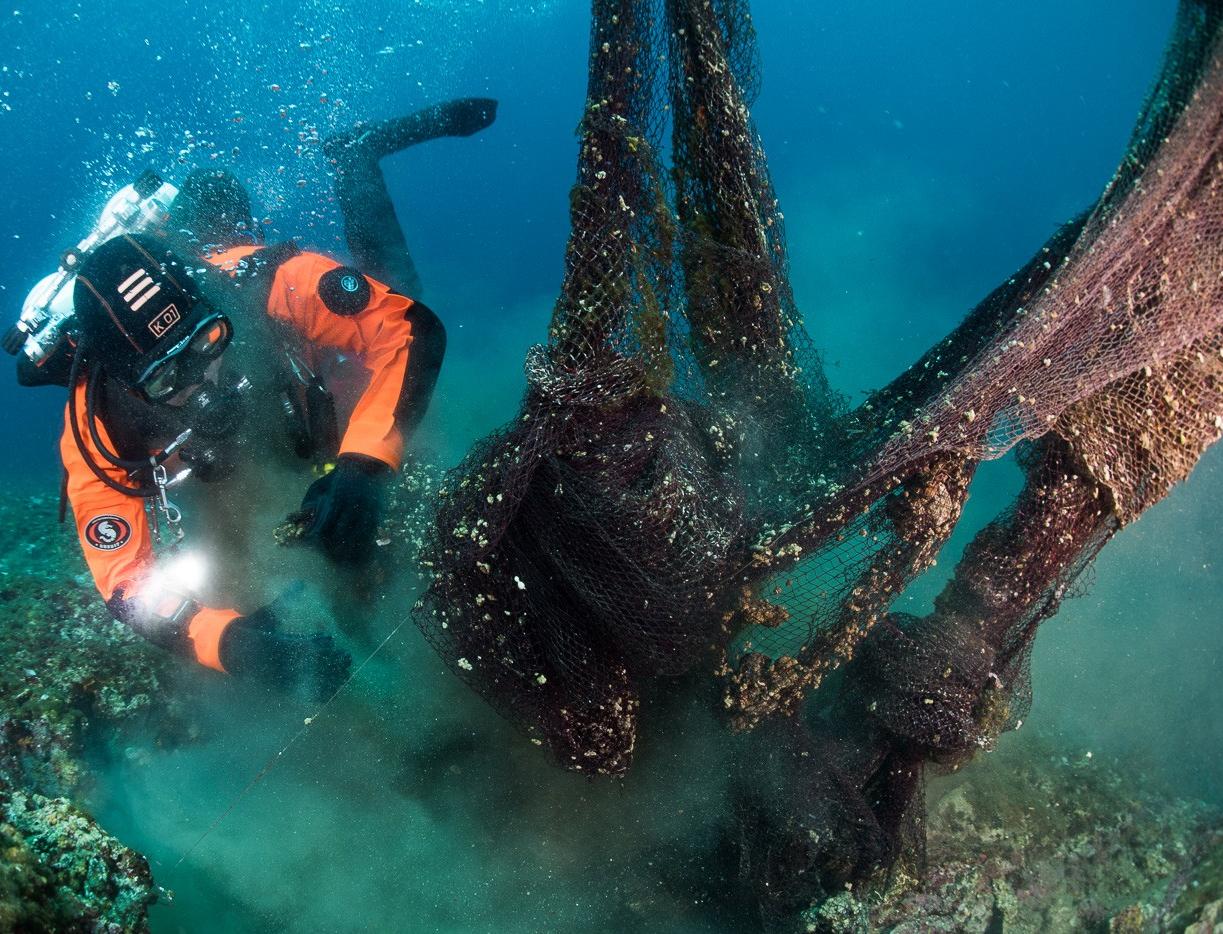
[299,454,390,565]
[218,605,352,703]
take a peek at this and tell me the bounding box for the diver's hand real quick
[299,454,390,566]
[219,611,352,703]
[435,97,498,137]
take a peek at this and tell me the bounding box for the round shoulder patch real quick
[85,515,132,551]
[319,266,372,317]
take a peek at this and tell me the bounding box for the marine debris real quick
[412,0,1223,925]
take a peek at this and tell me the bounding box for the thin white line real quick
[130,283,161,312]
[117,268,146,293]
[169,616,411,871]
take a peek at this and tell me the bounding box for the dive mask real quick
[135,312,233,402]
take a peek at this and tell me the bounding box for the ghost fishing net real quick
[725,0,1223,919]
[415,0,834,777]
[413,0,1223,921]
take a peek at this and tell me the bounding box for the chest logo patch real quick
[85,515,132,551]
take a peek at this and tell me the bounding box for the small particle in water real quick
[457,657,473,671]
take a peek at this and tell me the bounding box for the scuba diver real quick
[7,98,497,700]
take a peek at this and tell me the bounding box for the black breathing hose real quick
[66,348,158,498]
[86,366,155,470]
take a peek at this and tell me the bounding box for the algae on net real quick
[411,0,1223,924]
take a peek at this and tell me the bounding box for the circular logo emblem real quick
[85,515,132,551]
[340,274,360,293]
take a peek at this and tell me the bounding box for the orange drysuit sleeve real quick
[60,382,238,672]
[207,246,416,471]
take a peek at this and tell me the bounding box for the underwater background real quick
[0,1,1219,931]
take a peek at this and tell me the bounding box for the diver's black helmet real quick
[73,233,213,387]
[173,169,255,247]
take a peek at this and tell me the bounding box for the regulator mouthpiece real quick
[182,375,251,439]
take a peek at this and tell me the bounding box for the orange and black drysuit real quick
[62,244,427,672]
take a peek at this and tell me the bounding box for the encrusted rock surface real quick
[0,791,157,933]
[803,736,1222,933]
[0,493,187,933]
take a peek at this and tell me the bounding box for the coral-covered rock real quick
[1183,898,1222,934]
[0,494,185,930]
[840,736,1223,933]
[0,790,155,933]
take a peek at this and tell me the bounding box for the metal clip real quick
[151,461,184,543]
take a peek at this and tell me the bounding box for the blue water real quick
[0,1,1176,471]
[3,1,1219,930]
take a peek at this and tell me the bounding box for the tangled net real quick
[414,0,1223,920]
